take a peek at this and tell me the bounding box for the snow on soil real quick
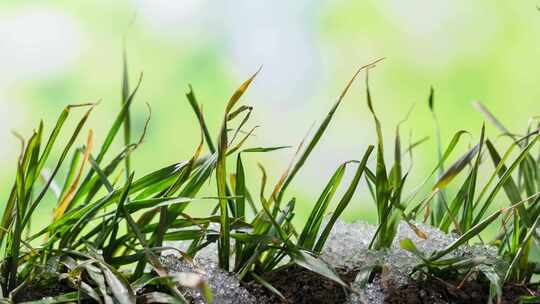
[161,255,256,304]
[320,218,499,304]
[162,219,498,304]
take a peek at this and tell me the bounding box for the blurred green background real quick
[1,1,540,228]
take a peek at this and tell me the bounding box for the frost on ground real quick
[161,255,256,304]
[318,218,499,304]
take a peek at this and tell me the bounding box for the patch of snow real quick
[161,255,256,304]
[162,218,501,303]
[317,218,500,304]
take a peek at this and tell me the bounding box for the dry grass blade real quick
[216,68,260,270]
[54,130,94,220]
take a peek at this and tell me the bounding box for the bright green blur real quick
[1,1,540,230]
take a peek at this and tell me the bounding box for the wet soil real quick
[384,276,539,304]
[244,265,540,304]
[13,281,74,302]
[243,264,359,304]
[12,267,540,303]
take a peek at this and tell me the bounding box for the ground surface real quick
[384,276,538,304]
[13,282,73,302]
[243,265,359,304]
[13,271,540,303]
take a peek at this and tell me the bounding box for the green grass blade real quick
[314,145,374,253]
[216,69,259,270]
[22,105,95,229]
[36,103,93,179]
[276,58,384,203]
[250,272,286,301]
[233,153,246,271]
[187,85,216,153]
[289,249,348,288]
[505,212,540,282]
[298,162,348,250]
[473,101,513,139]
[485,140,529,225]
[403,130,470,208]
[460,125,485,230]
[121,49,132,179]
[473,134,540,225]
[427,87,448,225]
[430,208,502,260]
[433,142,481,190]
[70,74,142,209]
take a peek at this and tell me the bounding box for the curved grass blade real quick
[473,134,540,225]
[54,129,94,220]
[428,86,449,225]
[403,130,470,209]
[460,125,485,230]
[433,142,481,190]
[276,58,384,203]
[289,249,348,288]
[187,85,216,153]
[314,145,374,253]
[250,272,286,301]
[298,162,348,250]
[216,68,260,270]
[430,208,503,261]
[121,49,132,179]
[70,74,143,209]
[22,104,95,229]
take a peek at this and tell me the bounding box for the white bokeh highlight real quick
[0,6,84,161]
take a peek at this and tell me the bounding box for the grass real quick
[1,55,540,303]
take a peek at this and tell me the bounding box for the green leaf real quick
[216,69,259,270]
[96,260,137,304]
[298,162,348,250]
[121,49,132,178]
[250,272,286,301]
[433,142,481,190]
[186,85,216,153]
[430,208,502,261]
[70,74,142,209]
[242,146,291,153]
[473,134,540,225]
[290,249,348,288]
[399,238,426,261]
[314,146,373,253]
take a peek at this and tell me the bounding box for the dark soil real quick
[244,265,540,304]
[243,264,359,304]
[384,276,539,304]
[15,281,170,303]
[12,267,540,303]
[13,281,74,302]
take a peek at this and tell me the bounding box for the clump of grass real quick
[1,54,540,304]
[398,96,540,302]
[0,55,383,303]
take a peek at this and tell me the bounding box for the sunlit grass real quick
[1,56,540,303]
